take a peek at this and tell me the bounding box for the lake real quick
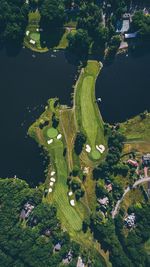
[0,49,76,186]
[0,48,149,185]
[96,52,150,123]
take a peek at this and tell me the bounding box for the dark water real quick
[0,49,76,186]
[96,53,150,123]
[0,48,149,186]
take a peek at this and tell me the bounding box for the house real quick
[127,159,139,167]
[77,256,85,267]
[142,154,150,167]
[54,243,62,252]
[124,213,136,228]
[98,197,109,206]
[63,250,73,264]
[106,183,112,192]
[20,202,35,220]
[44,229,51,237]
[124,32,138,39]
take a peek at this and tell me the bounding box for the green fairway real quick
[50,140,83,233]
[75,61,105,160]
[47,127,58,138]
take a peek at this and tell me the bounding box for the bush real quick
[74,132,87,155]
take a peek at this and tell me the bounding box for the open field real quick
[120,113,150,157]
[120,113,150,142]
[120,188,145,212]
[75,61,105,160]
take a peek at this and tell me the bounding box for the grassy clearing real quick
[120,113,150,142]
[120,113,150,156]
[121,188,145,212]
[75,61,105,161]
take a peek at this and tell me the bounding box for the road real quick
[112,176,150,218]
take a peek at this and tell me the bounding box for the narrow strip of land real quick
[74,61,105,160]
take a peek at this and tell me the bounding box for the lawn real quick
[75,61,105,160]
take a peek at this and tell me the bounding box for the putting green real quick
[47,127,58,138]
[30,32,40,42]
[91,150,100,160]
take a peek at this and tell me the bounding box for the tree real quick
[67,29,90,57]
[77,3,102,37]
[96,181,108,198]
[74,132,87,155]
[39,0,66,28]
[0,0,28,46]
[110,35,121,48]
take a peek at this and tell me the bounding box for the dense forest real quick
[0,178,105,267]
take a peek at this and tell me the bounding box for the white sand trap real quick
[57,134,62,140]
[47,139,53,145]
[70,199,75,206]
[49,188,53,193]
[68,191,73,196]
[50,178,56,182]
[83,167,89,174]
[96,144,105,154]
[99,145,105,153]
[51,171,55,176]
[96,145,101,152]
[50,182,54,187]
[29,39,35,45]
[26,30,29,36]
[85,144,91,153]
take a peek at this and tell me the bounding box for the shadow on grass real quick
[40,27,65,49]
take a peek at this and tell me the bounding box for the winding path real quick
[112,176,150,218]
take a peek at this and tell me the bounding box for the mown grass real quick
[49,139,83,233]
[75,61,105,161]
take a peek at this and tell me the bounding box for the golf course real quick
[28,62,109,266]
